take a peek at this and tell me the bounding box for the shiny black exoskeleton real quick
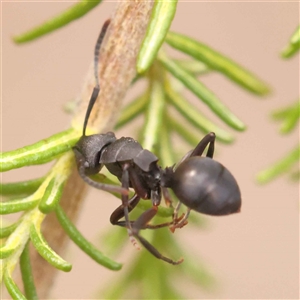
[73,20,241,265]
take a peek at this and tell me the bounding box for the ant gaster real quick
[73,20,242,265]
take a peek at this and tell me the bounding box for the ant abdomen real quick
[171,157,241,216]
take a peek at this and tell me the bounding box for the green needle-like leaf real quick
[20,243,38,300]
[30,223,72,272]
[0,221,20,238]
[0,129,80,172]
[55,205,122,271]
[167,114,202,147]
[137,0,178,73]
[141,79,166,151]
[166,31,270,95]
[0,177,45,197]
[272,100,299,134]
[0,196,40,215]
[13,0,103,43]
[115,93,148,129]
[158,120,175,168]
[281,26,300,58]
[173,58,210,76]
[0,245,16,259]
[257,145,300,184]
[39,176,67,214]
[165,84,234,143]
[3,270,26,300]
[159,54,246,131]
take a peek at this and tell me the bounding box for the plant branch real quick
[14,1,154,298]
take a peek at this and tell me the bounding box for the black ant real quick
[73,20,242,265]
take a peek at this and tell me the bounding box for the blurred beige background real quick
[2,1,299,299]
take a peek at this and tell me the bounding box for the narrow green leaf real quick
[13,0,102,43]
[272,100,299,134]
[281,26,300,58]
[39,176,66,214]
[3,270,27,300]
[165,85,234,143]
[0,245,16,259]
[272,102,298,120]
[141,80,166,151]
[137,0,178,73]
[173,58,210,76]
[30,223,72,272]
[257,146,300,184]
[55,205,122,271]
[0,197,39,215]
[159,54,246,131]
[20,242,38,300]
[166,31,270,95]
[0,129,80,172]
[0,177,45,197]
[115,93,148,129]
[158,119,175,168]
[278,110,299,134]
[167,114,201,147]
[0,221,20,238]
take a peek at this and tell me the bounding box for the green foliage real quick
[13,0,103,43]
[281,26,300,58]
[257,27,299,184]
[1,1,276,299]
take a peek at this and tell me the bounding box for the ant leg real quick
[74,149,128,195]
[189,132,216,158]
[110,194,141,227]
[162,187,174,208]
[120,164,140,248]
[131,206,184,265]
[170,208,191,232]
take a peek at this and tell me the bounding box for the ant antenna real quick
[82,19,111,136]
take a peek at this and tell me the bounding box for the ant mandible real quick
[73,20,242,265]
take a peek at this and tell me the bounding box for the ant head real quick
[73,132,116,175]
[167,157,241,216]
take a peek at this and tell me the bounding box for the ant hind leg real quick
[131,206,184,265]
